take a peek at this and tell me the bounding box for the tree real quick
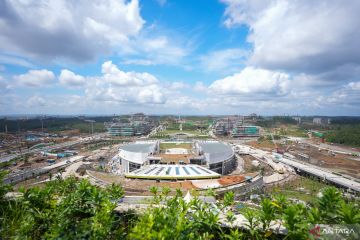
[243,208,260,240]
[283,204,309,240]
[0,171,12,201]
[337,202,360,224]
[317,187,343,223]
[258,198,276,233]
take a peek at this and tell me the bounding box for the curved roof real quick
[120,142,156,153]
[119,142,158,165]
[197,141,234,164]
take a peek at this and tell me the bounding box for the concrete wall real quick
[215,175,264,197]
[222,156,236,175]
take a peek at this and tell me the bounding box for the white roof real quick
[125,164,220,180]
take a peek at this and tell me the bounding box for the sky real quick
[0,0,360,116]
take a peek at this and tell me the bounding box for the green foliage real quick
[1,170,359,240]
[258,198,276,232]
[283,204,309,240]
[317,187,343,223]
[272,116,298,125]
[128,195,221,240]
[326,124,360,147]
[0,170,12,200]
[0,175,124,239]
[0,117,110,133]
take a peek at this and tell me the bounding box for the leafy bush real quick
[1,176,125,239]
[1,171,359,239]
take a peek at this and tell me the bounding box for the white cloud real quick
[136,85,165,104]
[157,0,167,7]
[14,69,55,87]
[222,0,360,73]
[101,61,158,86]
[27,95,46,107]
[168,81,189,90]
[193,81,208,92]
[200,48,248,73]
[121,59,155,66]
[0,54,34,68]
[124,34,189,66]
[347,81,360,91]
[80,61,167,106]
[209,67,290,95]
[59,69,86,87]
[0,0,144,62]
[0,76,11,93]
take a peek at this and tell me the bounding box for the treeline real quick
[330,117,360,125]
[0,117,112,133]
[257,116,298,128]
[1,172,359,239]
[326,124,360,147]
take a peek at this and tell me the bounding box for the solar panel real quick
[144,167,157,174]
[132,169,143,174]
[190,166,200,175]
[199,167,212,174]
[183,167,190,175]
[155,167,164,175]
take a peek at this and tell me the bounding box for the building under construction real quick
[105,113,156,137]
[231,125,259,137]
[213,117,260,137]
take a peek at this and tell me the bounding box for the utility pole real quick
[85,119,95,135]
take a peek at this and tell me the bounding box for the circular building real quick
[113,140,235,178]
[118,141,159,173]
[195,141,235,175]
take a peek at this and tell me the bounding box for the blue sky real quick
[0,0,360,115]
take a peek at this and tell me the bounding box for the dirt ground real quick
[89,170,258,194]
[289,144,360,178]
[155,153,195,164]
[218,175,245,185]
[246,140,360,178]
[242,155,273,176]
[246,140,275,151]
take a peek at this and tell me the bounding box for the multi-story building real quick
[231,124,259,137]
[313,117,331,125]
[292,116,301,124]
[105,113,155,136]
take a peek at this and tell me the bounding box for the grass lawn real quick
[268,176,330,204]
[157,129,208,136]
[159,143,193,150]
[280,126,308,138]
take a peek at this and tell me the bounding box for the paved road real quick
[3,155,85,184]
[0,133,106,163]
[286,137,360,156]
[278,157,360,192]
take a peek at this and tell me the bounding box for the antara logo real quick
[309,225,321,238]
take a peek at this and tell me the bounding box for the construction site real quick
[2,115,360,205]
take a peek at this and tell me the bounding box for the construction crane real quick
[84,120,96,134]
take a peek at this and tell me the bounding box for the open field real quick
[267,175,330,204]
[278,126,308,138]
[159,142,192,150]
[161,129,207,135]
[289,143,360,178]
[246,140,275,151]
[151,129,209,139]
